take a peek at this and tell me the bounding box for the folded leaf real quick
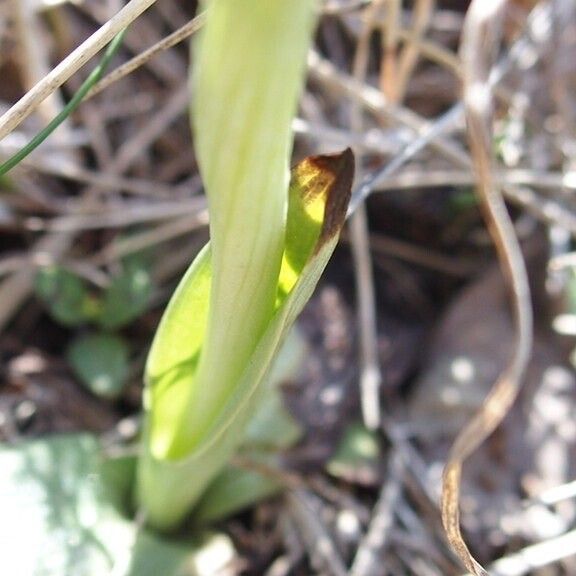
[137,150,353,530]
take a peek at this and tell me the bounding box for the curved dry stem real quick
[0,0,158,142]
[441,1,533,574]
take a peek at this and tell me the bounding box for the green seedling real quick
[137,0,354,530]
[67,333,130,399]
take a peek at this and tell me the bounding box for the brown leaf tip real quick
[308,148,354,250]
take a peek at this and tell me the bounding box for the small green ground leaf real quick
[145,244,212,458]
[98,256,153,330]
[327,423,381,485]
[67,333,130,399]
[35,266,97,327]
[0,434,233,576]
[192,458,281,525]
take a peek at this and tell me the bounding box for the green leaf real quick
[241,326,306,451]
[98,256,153,330]
[35,266,97,327]
[192,457,281,526]
[137,150,353,530]
[67,333,130,399]
[327,423,381,485]
[192,328,307,525]
[0,434,235,576]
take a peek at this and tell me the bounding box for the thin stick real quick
[110,84,189,174]
[86,12,206,100]
[350,0,383,430]
[463,529,576,576]
[396,27,461,78]
[350,452,403,576]
[11,0,67,124]
[379,0,401,101]
[367,232,475,277]
[92,214,205,265]
[442,2,533,574]
[347,103,464,215]
[395,0,435,102]
[26,199,206,232]
[287,489,348,576]
[27,159,182,197]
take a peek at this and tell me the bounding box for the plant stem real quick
[162,0,316,458]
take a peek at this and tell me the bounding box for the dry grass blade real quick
[287,489,348,576]
[441,1,533,575]
[480,529,576,576]
[350,0,383,431]
[86,12,206,101]
[395,0,435,102]
[349,451,403,576]
[378,0,401,101]
[11,0,67,124]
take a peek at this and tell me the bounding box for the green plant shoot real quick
[171,0,318,456]
[137,0,354,530]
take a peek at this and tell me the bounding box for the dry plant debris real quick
[1,0,576,574]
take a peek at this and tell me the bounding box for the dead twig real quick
[349,0,383,431]
[464,529,576,576]
[442,2,533,574]
[395,0,436,102]
[86,12,206,100]
[287,489,348,576]
[350,451,403,576]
